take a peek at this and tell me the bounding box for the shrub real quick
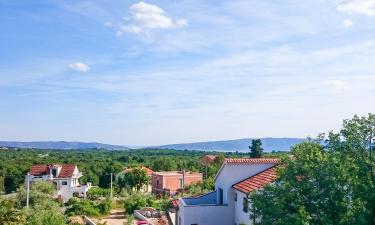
[98,198,112,215]
[65,198,100,216]
[87,187,110,200]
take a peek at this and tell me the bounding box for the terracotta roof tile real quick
[225,158,279,164]
[141,166,154,176]
[232,166,278,194]
[29,165,49,176]
[124,166,154,176]
[29,164,77,178]
[57,164,76,178]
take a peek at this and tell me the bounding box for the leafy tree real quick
[249,139,263,158]
[0,198,26,225]
[251,114,375,225]
[87,187,110,200]
[118,168,149,191]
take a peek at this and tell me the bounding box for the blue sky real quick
[1,0,375,146]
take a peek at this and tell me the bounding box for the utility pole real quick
[26,172,30,209]
[110,173,113,199]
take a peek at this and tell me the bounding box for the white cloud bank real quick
[112,1,188,36]
[337,0,375,16]
[69,62,90,72]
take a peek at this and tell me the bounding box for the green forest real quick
[0,113,374,225]
[0,147,257,194]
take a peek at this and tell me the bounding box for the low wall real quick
[83,216,96,225]
[134,210,154,225]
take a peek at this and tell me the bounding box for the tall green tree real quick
[249,139,263,158]
[251,113,375,225]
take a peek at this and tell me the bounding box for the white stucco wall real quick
[178,201,233,225]
[215,163,275,205]
[234,190,253,225]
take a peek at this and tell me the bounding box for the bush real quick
[98,198,112,215]
[65,198,100,216]
[123,192,171,214]
[87,187,110,200]
[123,194,150,214]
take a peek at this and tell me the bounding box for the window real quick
[219,188,223,205]
[156,180,159,187]
[62,181,67,186]
[179,178,183,188]
[235,193,237,202]
[52,169,57,177]
[243,197,249,213]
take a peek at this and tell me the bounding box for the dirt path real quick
[93,209,130,225]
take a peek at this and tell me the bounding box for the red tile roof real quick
[201,155,217,166]
[224,158,280,164]
[29,164,50,176]
[232,166,278,194]
[29,164,77,178]
[57,164,77,178]
[123,166,154,176]
[141,166,154,176]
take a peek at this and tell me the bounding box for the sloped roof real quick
[214,158,279,181]
[201,155,217,166]
[224,158,279,164]
[57,164,77,178]
[141,166,154,176]
[232,166,277,194]
[123,166,154,176]
[29,164,77,178]
[29,164,50,176]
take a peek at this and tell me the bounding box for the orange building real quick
[152,171,202,196]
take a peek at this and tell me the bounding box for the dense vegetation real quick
[0,181,66,225]
[0,148,253,194]
[251,113,375,225]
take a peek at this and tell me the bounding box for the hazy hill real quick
[154,138,307,152]
[0,141,129,150]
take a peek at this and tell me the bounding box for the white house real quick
[26,164,92,202]
[173,158,279,225]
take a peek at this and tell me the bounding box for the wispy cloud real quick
[336,0,375,16]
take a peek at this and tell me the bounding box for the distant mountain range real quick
[154,138,307,152]
[0,141,129,150]
[0,138,307,152]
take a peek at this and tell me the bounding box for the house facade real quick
[152,171,203,196]
[27,164,91,202]
[174,158,278,225]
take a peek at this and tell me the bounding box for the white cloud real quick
[343,19,354,27]
[111,1,188,36]
[337,0,375,16]
[69,62,90,72]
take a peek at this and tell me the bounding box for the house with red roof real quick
[173,158,279,225]
[27,164,91,202]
